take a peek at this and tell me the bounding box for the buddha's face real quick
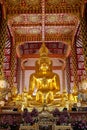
[40,62,49,72]
[36,57,52,73]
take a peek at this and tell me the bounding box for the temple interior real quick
[0,0,87,130]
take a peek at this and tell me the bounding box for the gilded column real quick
[22,69,25,92]
[62,70,65,91]
[66,58,71,93]
[80,7,87,76]
[16,58,21,92]
[0,13,7,80]
[9,37,16,88]
[71,41,79,88]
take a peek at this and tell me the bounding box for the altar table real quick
[54,125,73,130]
[19,125,73,130]
[19,125,36,130]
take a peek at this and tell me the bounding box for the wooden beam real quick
[21,54,66,60]
[22,66,63,70]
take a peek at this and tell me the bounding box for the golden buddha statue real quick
[72,84,78,103]
[6,86,18,103]
[67,84,78,110]
[4,86,23,111]
[0,74,8,102]
[78,75,87,105]
[29,43,60,104]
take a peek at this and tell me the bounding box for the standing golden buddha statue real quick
[29,43,60,104]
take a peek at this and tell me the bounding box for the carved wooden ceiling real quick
[6,0,81,44]
[1,0,86,85]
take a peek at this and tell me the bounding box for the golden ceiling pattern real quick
[47,0,82,5]
[5,0,83,43]
[11,14,78,25]
[4,0,85,70]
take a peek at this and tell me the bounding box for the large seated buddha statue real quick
[29,43,60,104]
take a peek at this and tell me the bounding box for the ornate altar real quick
[38,110,54,130]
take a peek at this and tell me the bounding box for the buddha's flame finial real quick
[39,42,48,57]
[37,42,52,66]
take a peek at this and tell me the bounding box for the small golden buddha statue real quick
[68,84,78,110]
[0,74,8,101]
[29,43,60,104]
[7,86,23,110]
[6,86,18,103]
[78,75,87,104]
[71,84,78,103]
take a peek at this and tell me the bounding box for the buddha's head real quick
[35,43,52,73]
